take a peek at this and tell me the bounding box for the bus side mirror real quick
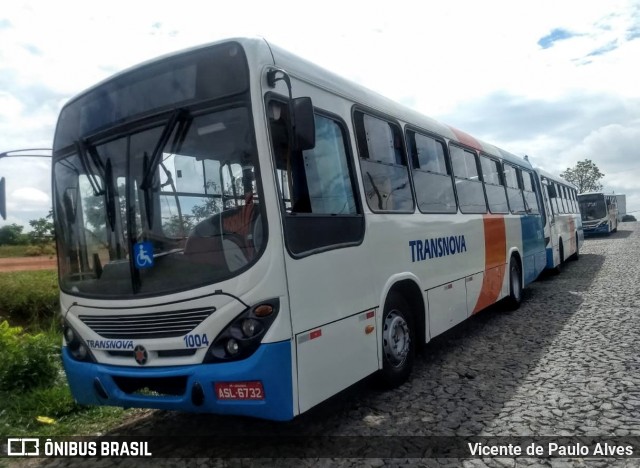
[292,97,315,152]
[0,177,6,220]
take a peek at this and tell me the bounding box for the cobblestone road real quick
[32,223,640,467]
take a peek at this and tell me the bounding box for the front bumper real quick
[583,224,609,235]
[62,340,294,421]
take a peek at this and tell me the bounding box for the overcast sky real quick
[1,0,639,229]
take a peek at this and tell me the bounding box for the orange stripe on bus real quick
[473,215,507,314]
[449,126,482,151]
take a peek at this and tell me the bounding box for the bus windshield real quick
[578,194,607,221]
[54,106,265,298]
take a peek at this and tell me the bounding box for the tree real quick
[560,159,604,193]
[28,215,55,245]
[0,223,28,245]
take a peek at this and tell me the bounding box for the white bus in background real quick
[534,169,582,272]
[578,192,619,236]
[1,37,551,421]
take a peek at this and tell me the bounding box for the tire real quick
[504,256,523,310]
[376,292,415,388]
[551,241,564,275]
[571,232,580,261]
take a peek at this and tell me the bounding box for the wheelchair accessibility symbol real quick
[134,241,154,269]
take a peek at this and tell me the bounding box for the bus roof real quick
[264,39,533,170]
[533,167,577,190]
[60,36,533,171]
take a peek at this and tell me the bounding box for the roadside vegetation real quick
[0,269,139,437]
[0,244,54,258]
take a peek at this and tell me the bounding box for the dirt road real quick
[0,256,57,272]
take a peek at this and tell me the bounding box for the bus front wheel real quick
[377,292,415,388]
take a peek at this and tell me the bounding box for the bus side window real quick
[542,178,555,219]
[570,188,577,213]
[302,115,358,215]
[268,99,364,256]
[504,164,525,213]
[407,131,456,213]
[522,171,540,214]
[354,112,413,213]
[560,185,568,213]
[449,145,486,214]
[480,155,508,214]
[269,100,358,216]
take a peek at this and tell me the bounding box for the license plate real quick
[215,381,265,400]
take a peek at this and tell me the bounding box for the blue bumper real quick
[62,340,294,421]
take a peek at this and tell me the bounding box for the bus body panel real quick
[428,278,468,337]
[295,309,378,413]
[519,214,546,284]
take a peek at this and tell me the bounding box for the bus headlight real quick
[241,319,261,338]
[226,338,240,355]
[63,322,96,363]
[203,298,279,363]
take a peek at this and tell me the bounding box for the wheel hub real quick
[383,311,410,367]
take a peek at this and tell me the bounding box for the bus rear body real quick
[53,38,547,421]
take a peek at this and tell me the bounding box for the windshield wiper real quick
[75,140,104,196]
[76,140,117,233]
[140,108,191,228]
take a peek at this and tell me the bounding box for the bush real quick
[0,321,60,392]
[41,244,57,256]
[24,245,44,256]
[0,270,59,326]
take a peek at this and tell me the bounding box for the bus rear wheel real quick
[571,233,580,261]
[551,241,564,275]
[376,292,415,388]
[504,256,522,310]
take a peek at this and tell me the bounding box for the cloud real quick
[586,40,619,57]
[538,28,579,49]
[10,187,49,210]
[21,43,41,56]
[437,91,640,147]
[1,156,51,226]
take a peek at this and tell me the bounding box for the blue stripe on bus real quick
[62,340,294,421]
[519,216,545,285]
[546,247,555,269]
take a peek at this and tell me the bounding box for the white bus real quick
[578,192,619,236]
[534,168,582,271]
[4,38,550,420]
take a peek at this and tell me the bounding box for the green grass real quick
[0,380,134,437]
[0,270,59,328]
[0,272,139,439]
